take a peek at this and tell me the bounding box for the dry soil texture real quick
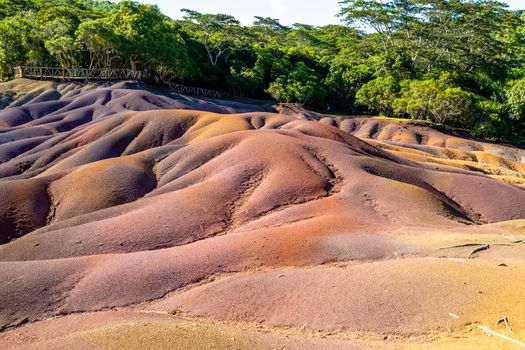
[1,79,525,349]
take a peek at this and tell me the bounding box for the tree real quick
[267,61,327,108]
[394,74,479,126]
[506,78,525,122]
[42,15,80,67]
[109,1,191,78]
[339,0,516,77]
[325,61,373,112]
[181,9,241,66]
[475,100,509,138]
[77,0,118,13]
[253,16,289,30]
[0,0,37,19]
[356,76,399,116]
[76,18,118,68]
[415,0,515,76]
[338,0,412,55]
[45,36,79,67]
[0,14,29,76]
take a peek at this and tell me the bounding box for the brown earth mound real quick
[1,79,525,349]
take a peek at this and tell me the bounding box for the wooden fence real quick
[13,66,230,99]
[166,82,231,99]
[14,66,142,80]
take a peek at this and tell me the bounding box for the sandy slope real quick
[0,79,524,349]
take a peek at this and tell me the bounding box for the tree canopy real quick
[0,0,524,140]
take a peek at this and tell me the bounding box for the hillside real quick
[0,79,524,349]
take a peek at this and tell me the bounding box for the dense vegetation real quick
[0,0,524,139]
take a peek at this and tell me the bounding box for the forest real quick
[0,0,524,140]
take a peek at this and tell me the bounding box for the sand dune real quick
[1,79,524,349]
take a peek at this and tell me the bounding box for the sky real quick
[115,0,524,27]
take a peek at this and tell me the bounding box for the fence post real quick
[14,67,22,78]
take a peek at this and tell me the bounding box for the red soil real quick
[0,80,524,349]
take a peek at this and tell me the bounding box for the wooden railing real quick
[14,66,142,80]
[13,66,231,99]
[166,82,231,99]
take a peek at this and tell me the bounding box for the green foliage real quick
[253,16,289,31]
[267,61,327,107]
[0,0,192,80]
[0,0,523,139]
[77,0,117,13]
[356,76,399,116]
[393,74,479,126]
[339,0,516,78]
[45,36,79,67]
[109,1,190,77]
[0,14,28,75]
[506,78,525,121]
[75,18,118,68]
[505,77,525,137]
[475,100,510,139]
[180,9,242,67]
[325,61,373,112]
